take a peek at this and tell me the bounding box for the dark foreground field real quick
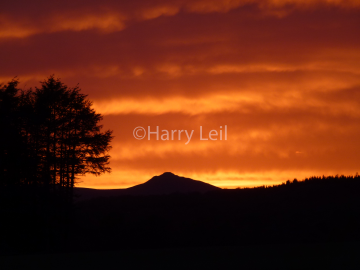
[1,175,360,269]
[1,241,360,270]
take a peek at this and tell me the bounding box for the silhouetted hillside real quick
[128,172,220,194]
[2,174,360,255]
[74,172,220,201]
[65,174,360,253]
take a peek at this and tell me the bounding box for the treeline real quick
[236,173,360,190]
[0,76,113,254]
[285,174,360,185]
[69,173,360,252]
[0,76,112,201]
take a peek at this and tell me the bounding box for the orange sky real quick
[1,0,360,188]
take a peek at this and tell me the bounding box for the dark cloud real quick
[2,0,360,187]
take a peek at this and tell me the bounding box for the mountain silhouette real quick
[126,172,220,195]
[74,172,220,201]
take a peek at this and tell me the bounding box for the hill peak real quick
[159,172,176,177]
[132,172,220,195]
[74,172,220,201]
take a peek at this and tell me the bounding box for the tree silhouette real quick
[0,76,113,201]
[0,78,26,187]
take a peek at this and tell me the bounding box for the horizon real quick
[2,0,360,189]
[75,171,360,190]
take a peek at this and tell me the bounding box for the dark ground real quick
[1,241,359,270]
[1,175,360,269]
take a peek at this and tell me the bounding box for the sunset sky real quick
[1,0,360,189]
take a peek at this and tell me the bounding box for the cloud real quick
[2,0,360,40]
[2,0,360,188]
[50,13,125,32]
[0,13,125,39]
[139,5,180,20]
